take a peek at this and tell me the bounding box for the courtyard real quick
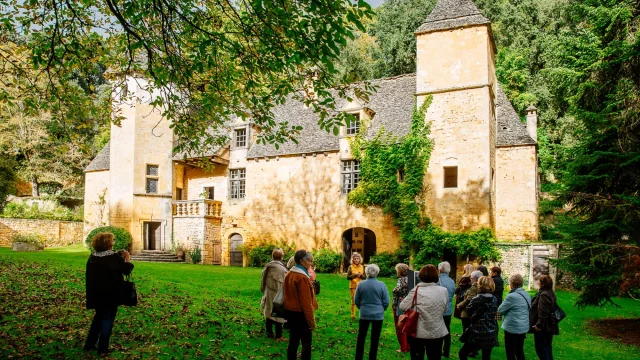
[0,245,638,359]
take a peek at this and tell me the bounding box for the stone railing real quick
[173,200,222,218]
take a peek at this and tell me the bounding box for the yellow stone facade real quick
[84,6,539,266]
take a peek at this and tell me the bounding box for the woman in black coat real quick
[84,233,134,355]
[530,275,559,360]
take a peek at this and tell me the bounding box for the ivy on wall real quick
[347,96,500,266]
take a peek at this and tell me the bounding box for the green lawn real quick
[0,245,638,359]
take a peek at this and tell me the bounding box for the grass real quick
[1,244,639,359]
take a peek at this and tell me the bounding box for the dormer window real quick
[234,128,247,148]
[346,113,361,135]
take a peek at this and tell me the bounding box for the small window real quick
[341,160,360,194]
[346,113,360,135]
[444,166,458,188]
[175,188,183,200]
[235,128,247,147]
[230,169,246,199]
[204,186,215,200]
[397,168,405,183]
[146,164,159,194]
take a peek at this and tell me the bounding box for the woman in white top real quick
[400,264,449,360]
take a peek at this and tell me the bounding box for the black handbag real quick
[121,274,138,307]
[551,304,566,323]
[313,280,320,295]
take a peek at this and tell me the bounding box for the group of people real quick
[82,235,559,360]
[261,250,560,360]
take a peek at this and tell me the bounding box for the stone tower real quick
[109,76,174,252]
[415,0,497,231]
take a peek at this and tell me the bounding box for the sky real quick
[368,0,386,7]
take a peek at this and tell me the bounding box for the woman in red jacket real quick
[283,250,318,360]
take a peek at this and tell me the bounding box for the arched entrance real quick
[342,227,376,270]
[229,233,244,266]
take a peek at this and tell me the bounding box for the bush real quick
[370,249,410,277]
[312,248,342,273]
[0,158,17,212]
[11,233,45,249]
[85,226,132,252]
[189,246,202,264]
[1,201,83,221]
[244,241,296,268]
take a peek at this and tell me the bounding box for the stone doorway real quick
[341,227,376,270]
[229,233,243,266]
[144,222,162,250]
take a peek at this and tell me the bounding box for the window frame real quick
[234,127,247,148]
[341,160,360,194]
[146,164,159,194]
[443,166,458,189]
[345,112,361,136]
[229,168,246,199]
[203,186,215,200]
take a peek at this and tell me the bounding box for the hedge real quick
[85,226,132,252]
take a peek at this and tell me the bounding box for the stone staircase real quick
[131,250,185,263]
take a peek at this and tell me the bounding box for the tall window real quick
[346,113,360,135]
[444,166,458,188]
[146,165,159,194]
[230,169,246,199]
[234,128,247,147]
[341,160,360,194]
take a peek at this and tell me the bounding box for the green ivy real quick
[347,96,500,266]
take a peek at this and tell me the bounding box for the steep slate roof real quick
[246,74,417,158]
[84,141,110,172]
[415,0,490,35]
[496,85,536,146]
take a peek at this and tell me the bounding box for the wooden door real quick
[230,234,243,266]
[213,242,222,265]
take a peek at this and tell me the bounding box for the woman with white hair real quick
[354,264,390,360]
[437,262,456,358]
[347,252,366,320]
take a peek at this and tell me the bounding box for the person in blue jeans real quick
[84,233,134,355]
[437,262,456,358]
[498,274,532,360]
[354,264,390,360]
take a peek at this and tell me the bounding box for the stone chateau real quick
[84,0,546,279]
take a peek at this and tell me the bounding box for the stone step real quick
[133,253,179,259]
[140,250,172,254]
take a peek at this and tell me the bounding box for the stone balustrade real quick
[173,199,222,218]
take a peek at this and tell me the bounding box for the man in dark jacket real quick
[84,233,134,355]
[491,267,505,306]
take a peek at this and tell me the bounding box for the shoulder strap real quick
[411,286,419,308]
[517,292,530,310]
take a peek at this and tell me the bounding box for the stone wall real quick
[173,216,222,264]
[84,170,110,239]
[0,218,83,247]
[491,243,559,290]
[495,146,538,240]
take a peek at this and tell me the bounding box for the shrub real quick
[11,233,45,249]
[244,241,296,267]
[370,249,410,277]
[85,226,132,252]
[189,246,202,264]
[1,201,83,221]
[312,248,342,273]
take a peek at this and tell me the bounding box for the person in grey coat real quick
[498,274,532,360]
[437,262,456,358]
[260,248,288,340]
[354,264,390,360]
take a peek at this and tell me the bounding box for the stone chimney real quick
[526,105,538,142]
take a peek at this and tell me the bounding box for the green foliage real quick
[11,234,45,249]
[189,246,202,264]
[369,249,410,277]
[348,97,500,264]
[0,158,17,211]
[0,0,375,157]
[1,201,83,222]
[85,226,132,252]
[243,241,296,268]
[549,0,640,307]
[311,248,343,273]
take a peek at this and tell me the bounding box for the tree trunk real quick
[31,176,39,197]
